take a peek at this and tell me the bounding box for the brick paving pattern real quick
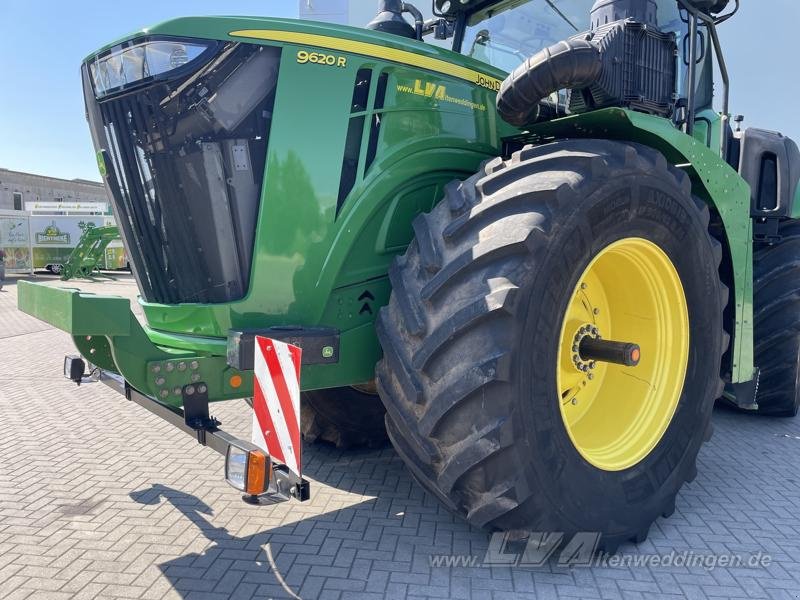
[1,273,799,599]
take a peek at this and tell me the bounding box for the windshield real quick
[462,0,689,76]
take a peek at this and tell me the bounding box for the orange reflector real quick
[230,374,243,388]
[246,450,270,495]
[631,348,641,363]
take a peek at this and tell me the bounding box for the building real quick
[0,168,109,215]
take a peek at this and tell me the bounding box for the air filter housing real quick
[568,1,678,117]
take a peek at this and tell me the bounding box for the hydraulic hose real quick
[496,38,602,128]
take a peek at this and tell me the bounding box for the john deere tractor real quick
[20,0,800,549]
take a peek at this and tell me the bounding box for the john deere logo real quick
[36,223,70,244]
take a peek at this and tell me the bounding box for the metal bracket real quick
[239,465,311,505]
[723,367,760,410]
[752,218,781,244]
[182,383,220,445]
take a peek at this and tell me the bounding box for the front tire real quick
[376,140,727,548]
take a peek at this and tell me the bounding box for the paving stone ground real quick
[1,273,800,600]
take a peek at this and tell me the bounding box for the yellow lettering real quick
[297,49,348,68]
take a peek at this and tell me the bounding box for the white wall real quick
[0,169,107,213]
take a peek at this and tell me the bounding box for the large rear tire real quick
[752,221,800,416]
[376,140,727,549]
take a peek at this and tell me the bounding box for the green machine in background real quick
[59,225,122,280]
[19,0,800,549]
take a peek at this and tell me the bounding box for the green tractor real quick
[19,0,800,550]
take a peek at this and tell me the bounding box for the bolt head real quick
[173,387,181,395]
[160,390,169,398]
[152,364,161,373]
[581,283,588,290]
[165,363,175,372]
[198,384,208,394]
[185,385,195,396]
[587,373,594,380]
[571,398,578,405]
[178,362,187,371]
[190,360,199,370]
[155,377,165,386]
[191,373,201,382]
[593,308,600,315]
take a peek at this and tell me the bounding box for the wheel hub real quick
[570,324,600,373]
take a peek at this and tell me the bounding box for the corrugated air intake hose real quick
[496,38,602,128]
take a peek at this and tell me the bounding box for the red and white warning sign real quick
[251,336,302,477]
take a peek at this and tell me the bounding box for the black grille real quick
[83,41,281,304]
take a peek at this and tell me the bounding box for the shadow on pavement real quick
[129,481,429,599]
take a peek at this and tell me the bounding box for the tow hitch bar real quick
[87,365,310,504]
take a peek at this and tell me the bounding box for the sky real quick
[0,1,798,182]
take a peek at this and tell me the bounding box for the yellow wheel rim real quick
[556,238,689,471]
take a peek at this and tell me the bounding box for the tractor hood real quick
[72,14,510,396]
[81,16,504,307]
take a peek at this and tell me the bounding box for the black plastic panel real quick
[227,327,340,370]
[738,128,800,218]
